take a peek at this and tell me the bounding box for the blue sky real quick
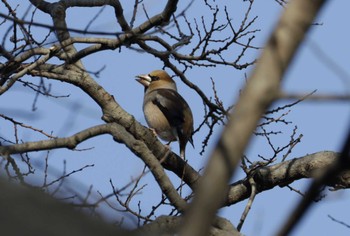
[1,1,350,235]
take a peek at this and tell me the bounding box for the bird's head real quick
[136,70,177,92]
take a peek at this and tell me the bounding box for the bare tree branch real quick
[226,151,349,206]
[0,123,113,155]
[180,1,327,235]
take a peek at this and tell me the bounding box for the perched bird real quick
[136,70,194,159]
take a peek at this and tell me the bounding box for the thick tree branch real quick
[226,151,349,206]
[180,1,327,235]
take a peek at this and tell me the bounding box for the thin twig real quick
[237,177,257,231]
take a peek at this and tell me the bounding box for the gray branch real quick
[180,0,327,235]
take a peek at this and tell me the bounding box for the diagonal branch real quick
[180,0,327,235]
[108,123,188,212]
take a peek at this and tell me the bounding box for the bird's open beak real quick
[135,74,151,87]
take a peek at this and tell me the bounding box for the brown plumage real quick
[136,70,194,158]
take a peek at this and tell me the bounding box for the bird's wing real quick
[151,89,194,148]
[151,89,187,128]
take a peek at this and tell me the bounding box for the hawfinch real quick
[136,70,194,159]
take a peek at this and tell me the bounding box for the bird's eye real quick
[149,74,159,81]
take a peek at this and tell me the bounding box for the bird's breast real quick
[143,101,177,142]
